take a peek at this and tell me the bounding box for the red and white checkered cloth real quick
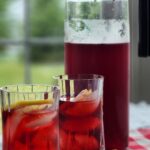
[129,128,150,150]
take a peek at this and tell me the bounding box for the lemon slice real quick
[4,99,54,111]
[75,89,92,101]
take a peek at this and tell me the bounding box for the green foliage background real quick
[30,0,64,62]
[31,0,64,36]
[0,0,10,51]
[0,0,9,37]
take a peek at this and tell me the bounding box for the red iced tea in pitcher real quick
[64,0,130,148]
[65,43,130,149]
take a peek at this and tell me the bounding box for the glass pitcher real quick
[64,0,130,149]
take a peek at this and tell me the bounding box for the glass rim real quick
[53,74,104,81]
[0,84,59,94]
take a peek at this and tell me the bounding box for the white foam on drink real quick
[65,19,130,44]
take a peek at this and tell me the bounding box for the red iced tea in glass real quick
[1,85,59,150]
[59,89,104,150]
[2,101,59,150]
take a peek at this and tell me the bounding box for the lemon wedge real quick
[75,89,92,101]
[4,99,54,111]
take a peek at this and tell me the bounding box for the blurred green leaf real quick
[0,0,10,39]
[30,0,64,62]
[31,0,64,36]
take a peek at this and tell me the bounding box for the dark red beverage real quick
[65,43,130,150]
[2,102,59,150]
[59,97,104,150]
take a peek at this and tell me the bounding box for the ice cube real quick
[6,109,25,142]
[22,104,52,114]
[74,89,92,101]
[61,117,101,133]
[30,127,58,150]
[60,99,100,117]
[59,129,81,150]
[59,129,99,150]
[74,89,100,102]
[25,111,57,130]
[75,134,99,150]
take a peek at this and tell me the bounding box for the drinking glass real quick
[55,74,105,150]
[0,84,59,150]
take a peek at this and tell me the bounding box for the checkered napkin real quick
[129,128,150,150]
